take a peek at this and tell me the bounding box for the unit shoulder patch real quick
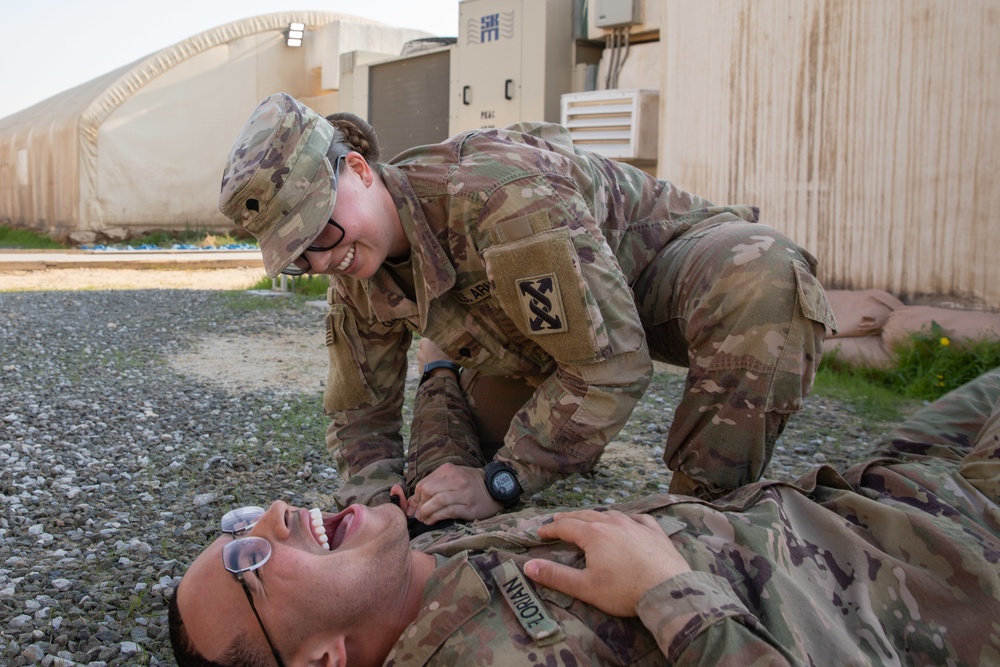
[516,274,566,334]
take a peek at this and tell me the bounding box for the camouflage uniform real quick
[325,120,836,507]
[385,368,1000,666]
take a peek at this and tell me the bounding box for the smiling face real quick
[176,500,423,665]
[299,152,410,280]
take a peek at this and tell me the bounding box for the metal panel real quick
[368,50,451,160]
[657,0,1000,310]
[593,0,640,29]
[452,0,573,133]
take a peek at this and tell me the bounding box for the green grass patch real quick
[0,224,66,249]
[813,366,909,422]
[886,326,1000,400]
[212,276,329,312]
[818,321,1000,417]
[129,228,251,248]
[248,274,330,298]
[0,223,254,249]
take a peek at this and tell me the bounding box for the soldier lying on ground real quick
[217,92,837,522]
[168,366,1000,666]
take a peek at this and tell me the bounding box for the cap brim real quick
[256,156,338,278]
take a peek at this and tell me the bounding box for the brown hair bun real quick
[325,112,381,163]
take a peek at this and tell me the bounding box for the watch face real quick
[492,471,517,497]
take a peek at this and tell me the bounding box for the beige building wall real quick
[655,0,999,309]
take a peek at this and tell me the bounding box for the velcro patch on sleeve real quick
[492,560,564,644]
[484,227,601,364]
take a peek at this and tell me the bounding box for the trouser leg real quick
[462,370,537,461]
[863,367,1000,511]
[870,366,1000,503]
[633,220,835,499]
[870,366,1000,462]
[961,378,1000,503]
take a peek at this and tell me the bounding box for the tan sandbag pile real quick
[824,290,1000,368]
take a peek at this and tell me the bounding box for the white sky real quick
[0,0,461,119]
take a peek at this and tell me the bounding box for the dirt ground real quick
[0,266,265,292]
[0,267,333,393]
[169,329,330,392]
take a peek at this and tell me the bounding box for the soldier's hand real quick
[408,463,503,524]
[523,509,691,617]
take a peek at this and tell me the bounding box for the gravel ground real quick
[0,284,904,666]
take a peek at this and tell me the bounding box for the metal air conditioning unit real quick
[560,88,659,163]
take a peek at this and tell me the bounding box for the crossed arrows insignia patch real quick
[517,274,566,334]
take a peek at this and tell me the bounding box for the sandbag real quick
[881,305,1000,347]
[824,335,894,369]
[826,289,904,338]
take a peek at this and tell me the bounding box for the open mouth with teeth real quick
[334,243,355,272]
[309,507,354,551]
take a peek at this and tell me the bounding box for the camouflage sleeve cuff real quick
[636,571,782,665]
[496,456,563,497]
[332,458,405,509]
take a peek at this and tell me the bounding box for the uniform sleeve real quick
[481,177,653,494]
[636,571,798,666]
[323,294,413,509]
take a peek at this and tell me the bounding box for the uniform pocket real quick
[323,304,382,413]
[793,260,838,335]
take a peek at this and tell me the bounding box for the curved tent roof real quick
[0,11,424,236]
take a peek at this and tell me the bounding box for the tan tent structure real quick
[0,12,430,241]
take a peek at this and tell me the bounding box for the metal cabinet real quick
[451,0,574,133]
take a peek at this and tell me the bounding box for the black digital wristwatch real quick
[484,461,522,508]
[419,359,461,386]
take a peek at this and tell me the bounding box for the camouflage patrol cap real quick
[219,93,343,278]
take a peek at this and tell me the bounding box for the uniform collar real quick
[363,163,455,330]
[383,553,489,666]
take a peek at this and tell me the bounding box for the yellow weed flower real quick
[940,337,951,347]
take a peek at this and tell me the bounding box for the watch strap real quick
[420,359,461,386]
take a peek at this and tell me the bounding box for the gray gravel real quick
[0,289,902,666]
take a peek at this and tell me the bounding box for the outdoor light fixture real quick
[286,22,305,47]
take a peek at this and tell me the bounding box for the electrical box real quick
[560,88,659,162]
[594,0,640,28]
[451,0,574,133]
[586,0,660,40]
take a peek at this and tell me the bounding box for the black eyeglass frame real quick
[281,219,346,276]
[220,507,287,667]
